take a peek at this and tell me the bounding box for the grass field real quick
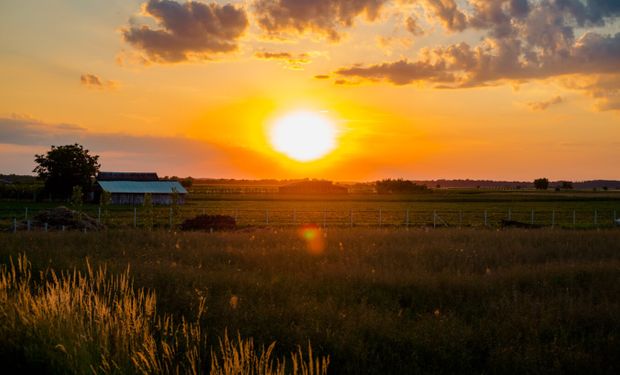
[1,228,619,374]
[1,189,620,230]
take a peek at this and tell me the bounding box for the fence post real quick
[134,207,137,228]
[508,208,512,221]
[573,210,576,227]
[433,211,437,228]
[169,207,173,229]
[484,210,488,227]
[98,207,101,224]
[25,207,28,220]
[552,210,555,228]
[594,210,598,227]
[349,209,353,228]
[62,225,65,232]
[44,222,48,232]
[531,209,535,225]
[459,211,463,228]
[379,209,382,227]
[13,218,17,233]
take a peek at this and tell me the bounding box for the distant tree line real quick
[376,179,430,194]
[0,181,44,200]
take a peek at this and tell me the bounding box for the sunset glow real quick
[0,0,618,180]
[269,111,337,162]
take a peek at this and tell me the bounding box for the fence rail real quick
[1,206,619,231]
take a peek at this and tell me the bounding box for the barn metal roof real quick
[98,181,188,194]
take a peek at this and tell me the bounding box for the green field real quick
[2,189,620,230]
[1,228,619,374]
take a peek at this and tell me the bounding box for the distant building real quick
[95,172,187,205]
[279,180,348,195]
[97,172,159,182]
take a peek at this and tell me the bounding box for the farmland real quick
[1,187,620,373]
[1,188,620,230]
[1,228,620,374]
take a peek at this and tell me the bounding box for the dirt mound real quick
[32,206,103,231]
[180,215,236,231]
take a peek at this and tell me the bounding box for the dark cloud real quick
[423,0,468,32]
[122,0,248,63]
[314,74,330,79]
[335,32,620,86]
[80,74,117,89]
[405,15,424,35]
[253,0,389,41]
[528,96,564,111]
[336,59,452,85]
[331,0,620,110]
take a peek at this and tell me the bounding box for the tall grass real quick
[0,254,328,374]
[1,228,619,373]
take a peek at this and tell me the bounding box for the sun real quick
[269,111,337,162]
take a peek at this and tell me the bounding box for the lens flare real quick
[298,224,325,255]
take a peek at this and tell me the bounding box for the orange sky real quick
[1,0,619,180]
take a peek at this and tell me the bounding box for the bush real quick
[180,215,237,231]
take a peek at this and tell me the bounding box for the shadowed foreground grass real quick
[0,255,328,374]
[1,228,619,374]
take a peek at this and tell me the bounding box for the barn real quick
[96,172,188,205]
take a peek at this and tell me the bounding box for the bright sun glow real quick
[269,111,337,162]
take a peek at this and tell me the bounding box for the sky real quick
[0,0,619,181]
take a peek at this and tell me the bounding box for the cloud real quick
[336,58,452,85]
[314,74,330,79]
[528,96,564,111]
[80,74,118,90]
[422,0,467,32]
[253,0,389,41]
[562,73,620,111]
[122,0,248,63]
[255,51,312,69]
[330,0,620,110]
[0,115,282,177]
[405,15,424,35]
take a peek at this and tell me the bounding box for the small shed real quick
[97,180,188,205]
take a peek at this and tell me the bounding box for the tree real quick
[561,181,573,190]
[181,177,194,189]
[33,144,100,199]
[533,178,549,190]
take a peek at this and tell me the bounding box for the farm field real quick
[1,228,619,374]
[1,189,620,230]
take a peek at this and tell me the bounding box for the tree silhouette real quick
[533,178,549,190]
[33,144,100,200]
